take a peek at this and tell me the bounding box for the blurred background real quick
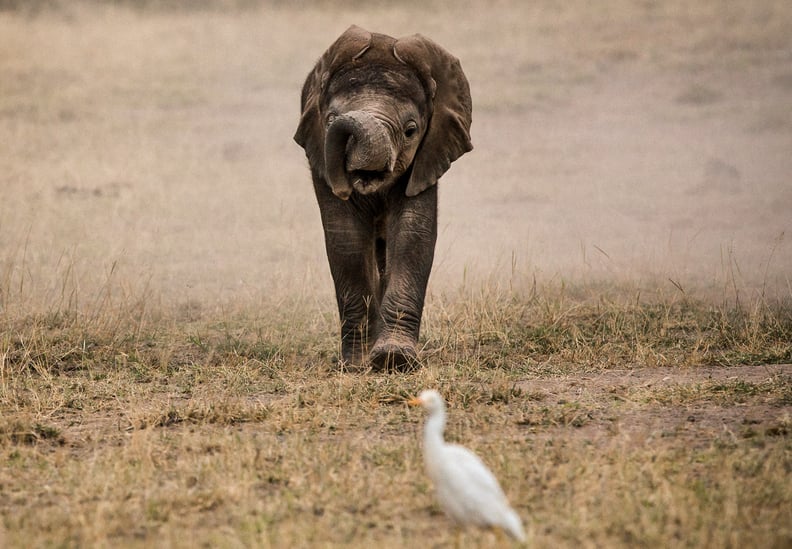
[1,0,790,310]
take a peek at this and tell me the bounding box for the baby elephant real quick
[294,25,472,370]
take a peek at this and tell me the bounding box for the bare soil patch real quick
[518,364,791,448]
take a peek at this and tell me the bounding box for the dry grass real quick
[2,1,792,547]
[1,277,791,547]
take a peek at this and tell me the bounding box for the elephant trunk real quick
[324,110,395,199]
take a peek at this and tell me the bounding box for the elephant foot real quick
[337,357,369,373]
[369,339,419,372]
[340,341,369,371]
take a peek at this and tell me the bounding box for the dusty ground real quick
[1,0,790,305]
[1,1,791,547]
[518,364,792,446]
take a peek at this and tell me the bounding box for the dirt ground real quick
[518,363,792,448]
[1,0,790,307]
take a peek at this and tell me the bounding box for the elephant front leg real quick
[315,198,380,367]
[336,273,381,367]
[328,244,380,367]
[369,187,438,371]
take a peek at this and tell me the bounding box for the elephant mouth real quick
[350,169,388,194]
[324,110,397,199]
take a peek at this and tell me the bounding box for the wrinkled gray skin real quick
[294,25,472,370]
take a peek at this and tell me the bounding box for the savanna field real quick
[1,1,791,547]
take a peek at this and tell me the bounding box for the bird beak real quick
[407,396,422,406]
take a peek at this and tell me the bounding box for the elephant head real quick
[294,25,473,199]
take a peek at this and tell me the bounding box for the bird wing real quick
[445,443,507,499]
[429,443,514,527]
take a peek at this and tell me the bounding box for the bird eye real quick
[404,121,418,138]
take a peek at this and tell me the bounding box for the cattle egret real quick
[408,389,526,543]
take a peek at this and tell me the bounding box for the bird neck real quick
[423,405,447,456]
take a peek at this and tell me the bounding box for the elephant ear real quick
[294,25,372,179]
[394,34,472,197]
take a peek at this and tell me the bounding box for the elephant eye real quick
[326,112,338,125]
[404,121,418,138]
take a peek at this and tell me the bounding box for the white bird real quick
[408,389,526,543]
